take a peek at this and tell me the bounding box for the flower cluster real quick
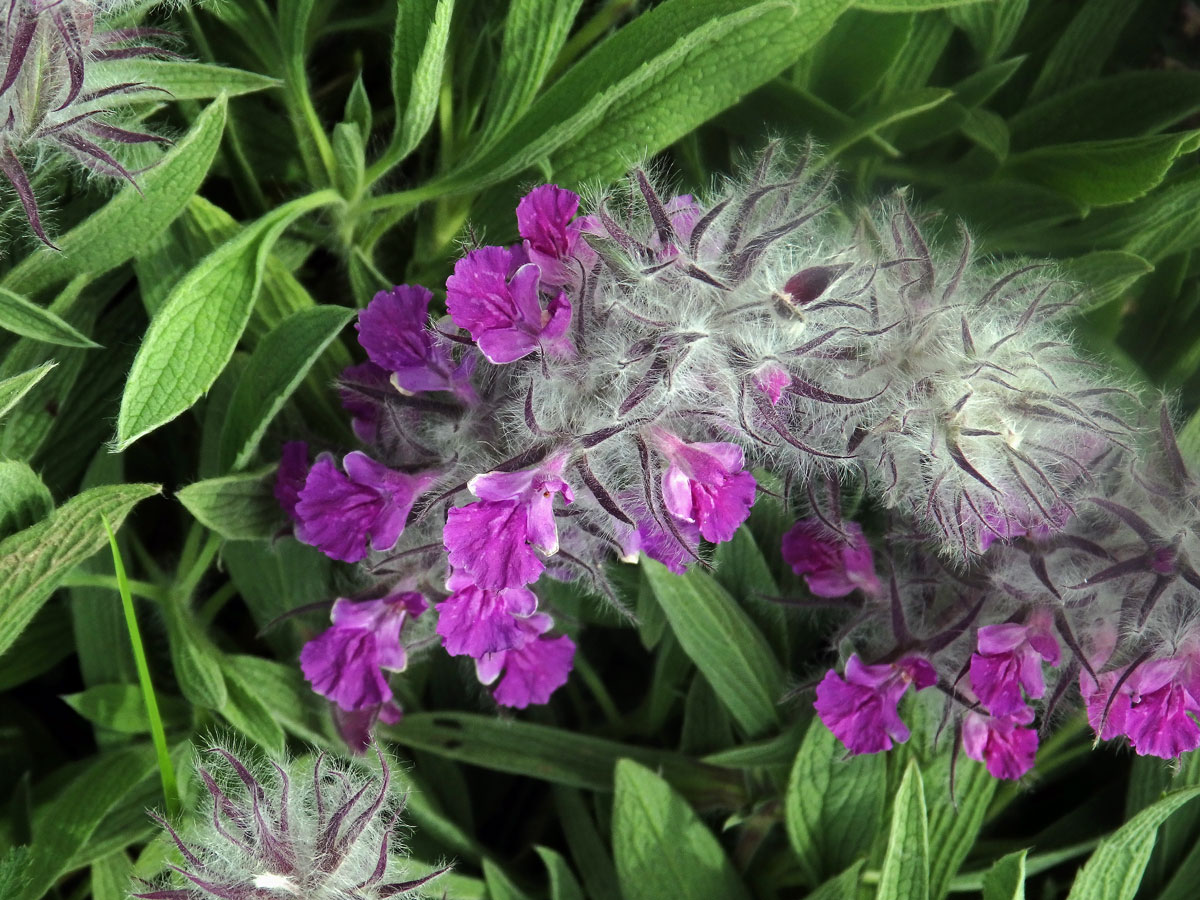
[135,744,445,900]
[0,0,177,245]
[278,143,1200,775]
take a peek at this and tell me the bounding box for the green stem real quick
[198,581,239,627]
[177,532,222,601]
[61,572,164,602]
[279,2,337,186]
[103,516,179,818]
[572,651,623,728]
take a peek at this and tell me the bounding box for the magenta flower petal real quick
[516,184,594,288]
[1081,668,1131,741]
[655,433,757,544]
[444,501,545,589]
[753,363,792,406]
[446,246,573,363]
[338,360,390,444]
[465,460,574,557]
[1125,682,1200,758]
[961,708,1038,780]
[295,453,436,562]
[300,628,393,711]
[616,495,700,574]
[969,613,1060,717]
[781,519,881,598]
[814,654,936,755]
[491,633,576,709]
[357,284,474,396]
[436,574,538,658]
[331,592,427,672]
[274,441,309,521]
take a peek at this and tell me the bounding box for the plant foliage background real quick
[6,0,1200,898]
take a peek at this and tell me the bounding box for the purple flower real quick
[615,495,700,574]
[474,613,576,709]
[300,592,428,715]
[338,361,391,444]
[516,184,595,288]
[961,707,1038,780]
[295,452,437,562]
[443,459,574,589]
[968,610,1061,716]
[1122,658,1200,759]
[274,441,309,521]
[752,362,792,406]
[1081,655,1200,758]
[977,500,1072,551]
[445,245,573,364]
[436,570,538,658]
[781,519,881,598]
[814,654,937,755]
[356,285,477,401]
[654,430,757,543]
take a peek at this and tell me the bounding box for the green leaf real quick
[1004,132,1200,207]
[0,849,30,900]
[0,604,71,691]
[1067,786,1200,900]
[536,847,585,900]
[855,0,985,8]
[612,759,749,900]
[162,591,227,710]
[478,0,585,143]
[643,558,784,737]
[1028,0,1137,102]
[222,654,328,745]
[1012,71,1200,149]
[0,287,100,348]
[948,0,1028,62]
[344,72,373,141]
[961,108,1009,161]
[17,746,156,900]
[60,684,189,734]
[384,712,743,809]
[450,0,849,192]
[220,539,335,640]
[981,849,1026,900]
[115,189,337,450]
[801,862,864,900]
[176,467,283,541]
[712,525,787,661]
[0,460,52,538]
[927,758,995,900]
[0,482,159,657]
[877,760,929,900]
[90,852,132,900]
[935,180,1086,251]
[825,88,954,162]
[103,60,281,101]
[219,658,287,755]
[805,10,914,111]
[0,362,54,421]
[786,718,886,884]
[483,860,536,900]
[382,0,454,170]
[554,786,623,900]
[3,96,228,297]
[218,305,355,471]
[1060,251,1153,312]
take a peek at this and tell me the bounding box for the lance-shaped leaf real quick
[3,96,227,297]
[0,482,160,657]
[176,466,284,541]
[218,305,355,472]
[0,285,99,348]
[0,362,55,420]
[115,190,338,450]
